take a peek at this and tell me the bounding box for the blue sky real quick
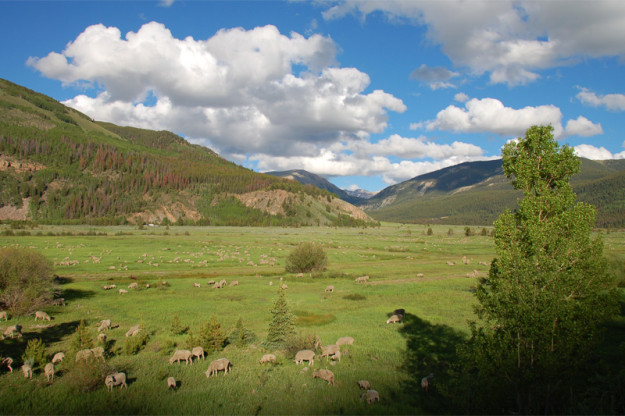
[1,0,624,192]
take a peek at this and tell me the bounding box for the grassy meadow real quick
[1,223,624,414]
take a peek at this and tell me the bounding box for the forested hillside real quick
[361,158,625,228]
[0,79,374,227]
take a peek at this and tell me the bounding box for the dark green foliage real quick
[69,320,94,353]
[427,227,433,236]
[123,332,150,355]
[342,293,367,301]
[66,359,113,393]
[265,289,295,348]
[285,242,327,273]
[0,247,54,315]
[456,126,619,414]
[196,315,227,353]
[284,332,320,358]
[228,316,256,348]
[170,314,187,336]
[22,338,47,370]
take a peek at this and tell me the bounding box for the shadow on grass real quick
[397,313,466,414]
[59,288,96,304]
[0,320,81,366]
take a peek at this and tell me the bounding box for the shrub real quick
[427,227,433,236]
[67,358,113,393]
[228,317,257,348]
[284,332,320,358]
[196,315,227,353]
[0,247,55,315]
[285,242,327,273]
[22,338,47,370]
[170,314,188,335]
[69,320,93,353]
[123,331,149,355]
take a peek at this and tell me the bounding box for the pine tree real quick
[459,125,618,414]
[265,288,295,348]
[197,315,226,353]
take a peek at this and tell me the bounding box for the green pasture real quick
[1,223,623,414]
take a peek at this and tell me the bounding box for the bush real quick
[22,338,47,370]
[123,331,149,355]
[228,317,256,348]
[67,358,113,393]
[69,320,94,353]
[0,247,55,315]
[285,242,327,273]
[170,314,188,336]
[194,315,227,353]
[284,332,321,358]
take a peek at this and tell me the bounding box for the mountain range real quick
[0,78,374,227]
[1,78,622,228]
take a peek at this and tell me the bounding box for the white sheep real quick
[97,333,107,343]
[325,285,334,293]
[336,336,354,346]
[446,261,455,266]
[386,314,403,324]
[312,369,335,385]
[361,389,380,404]
[167,376,176,389]
[0,311,7,321]
[34,311,51,321]
[51,352,64,364]
[357,380,371,390]
[205,358,231,377]
[97,319,112,332]
[229,280,239,287]
[319,344,341,362]
[128,282,138,289]
[169,350,193,365]
[3,324,22,339]
[421,373,434,393]
[125,324,141,337]
[1,357,13,373]
[354,275,370,283]
[281,284,288,290]
[90,347,105,361]
[44,363,55,381]
[259,354,276,364]
[105,372,127,391]
[269,281,273,286]
[294,350,315,366]
[21,363,32,379]
[118,289,128,294]
[75,349,94,362]
[193,283,201,288]
[192,346,205,361]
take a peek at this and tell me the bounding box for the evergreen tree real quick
[197,315,226,353]
[459,125,618,414]
[265,288,295,348]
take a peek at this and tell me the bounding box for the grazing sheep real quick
[125,324,141,337]
[325,285,334,293]
[193,283,201,288]
[281,284,288,290]
[478,261,490,267]
[259,354,276,364]
[21,363,33,379]
[128,282,138,289]
[354,275,370,283]
[118,289,128,294]
[105,372,127,391]
[167,376,176,389]
[312,369,335,386]
[207,280,215,285]
[0,311,8,321]
[75,349,94,362]
[1,357,13,373]
[219,279,227,287]
[446,261,455,266]
[386,314,402,324]
[34,311,51,321]
[393,308,405,317]
[269,281,273,286]
[52,352,64,364]
[97,333,107,343]
[98,319,112,332]
[229,280,239,287]
[3,324,22,339]
[102,284,117,290]
[90,347,105,361]
[294,350,315,366]
[205,358,231,377]
[336,336,354,346]
[357,380,371,390]
[466,270,479,278]
[421,373,434,393]
[462,256,470,265]
[192,346,205,361]
[361,390,380,404]
[169,350,193,365]
[45,363,55,381]
[319,344,341,362]
[416,273,424,278]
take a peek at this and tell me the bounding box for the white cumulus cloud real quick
[28,22,405,159]
[323,0,625,86]
[574,144,625,160]
[576,87,625,111]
